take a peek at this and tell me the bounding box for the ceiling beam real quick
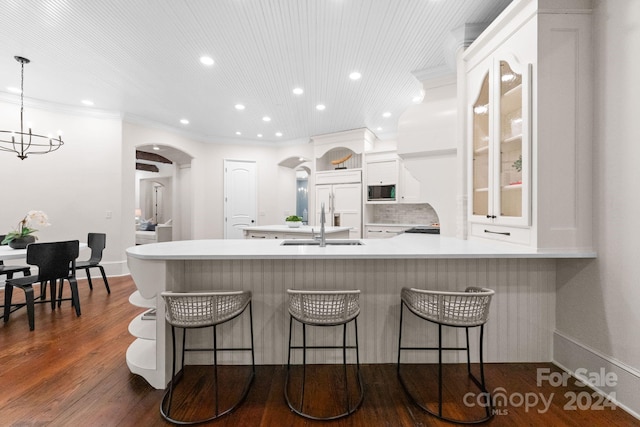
[136,150,172,164]
[136,163,159,173]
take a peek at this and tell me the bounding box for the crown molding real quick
[0,92,122,120]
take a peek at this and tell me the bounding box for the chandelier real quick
[0,56,64,160]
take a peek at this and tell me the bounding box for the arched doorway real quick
[135,145,193,241]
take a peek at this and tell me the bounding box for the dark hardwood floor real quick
[1,276,637,426]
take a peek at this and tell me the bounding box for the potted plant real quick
[1,210,50,249]
[285,215,303,228]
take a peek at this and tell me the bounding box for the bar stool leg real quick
[342,322,349,413]
[300,322,307,412]
[438,323,443,417]
[213,324,219,417]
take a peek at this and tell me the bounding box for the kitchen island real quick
[126,234,595,389]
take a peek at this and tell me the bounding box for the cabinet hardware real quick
[484,229,511,236]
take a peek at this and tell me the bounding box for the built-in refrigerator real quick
[315,181,362,239]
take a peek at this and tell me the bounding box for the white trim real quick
[0,93,122,120]
[554,330,640,419]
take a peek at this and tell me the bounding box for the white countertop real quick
[126,234,596,261]
[243,225,351,233]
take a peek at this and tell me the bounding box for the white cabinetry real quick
[468,55,531,231]
[366,153,422,204]
[365,224,412,239]
[367,160,397,185]
[463,0,593,251]
[315,170,362,238]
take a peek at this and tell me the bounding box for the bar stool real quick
[160,290,255,424]
[285,289,363,420]
[397,287,495,424]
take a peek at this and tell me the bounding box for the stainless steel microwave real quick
[368,184,396,201]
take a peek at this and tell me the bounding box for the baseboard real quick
[553,330,640,419]
[75,260,130,279]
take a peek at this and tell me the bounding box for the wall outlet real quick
[106,210,112,219]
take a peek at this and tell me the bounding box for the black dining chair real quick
[3,240,81,331]
[0,235,32,282]
[73,233,110,294]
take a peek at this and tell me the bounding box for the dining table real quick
[0,242,88,261]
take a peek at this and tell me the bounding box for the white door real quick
[224,160,257,239]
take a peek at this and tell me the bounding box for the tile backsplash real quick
[372,203,439,224]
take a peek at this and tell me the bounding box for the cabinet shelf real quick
[502,84,522,113]
[474,145,489,154]
[502,134,522,144]
[129,290,156,309]
[501,183,522,190]
[128,314,156,340]
[126,338,157,371]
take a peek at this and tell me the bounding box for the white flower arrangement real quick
[1,210,51,245]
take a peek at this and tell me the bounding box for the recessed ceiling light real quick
[200,56,214,66]
[257,134,263,138]
[349,71,362,80]
[153,145,160,151]
[180,119,189,125]
[293,87,304,95]
[262,116,271,122]
[235,104,245,110]
[7,86,21,94]
[81,100,94,106]
[316,104,326,111]
[382,112,391,118]
[298,157,305,162]
[377,127,382,131]
[275,132,283,137]
[236,131,242,135]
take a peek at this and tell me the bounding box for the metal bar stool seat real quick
[285,289,364,420]
[397,286,495,424]
[160,290,255,424]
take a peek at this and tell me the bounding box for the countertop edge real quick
[126,235,597,261]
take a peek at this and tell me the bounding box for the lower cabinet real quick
[365,225,412,239]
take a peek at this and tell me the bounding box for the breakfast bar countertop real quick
[126,233,596,261]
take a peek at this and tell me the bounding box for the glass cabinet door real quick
[472,73,490,217]
[498,60,523,219]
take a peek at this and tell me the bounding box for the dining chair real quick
[73,233,110,294]
[0,235,32,282]
[3,240,81,331]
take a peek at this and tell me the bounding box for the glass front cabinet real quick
[468,55,531,236]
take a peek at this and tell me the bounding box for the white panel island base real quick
[125,235,595,389]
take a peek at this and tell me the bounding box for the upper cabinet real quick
[463,0,593,251]
[365,152,422,204]
[470,56,531,229]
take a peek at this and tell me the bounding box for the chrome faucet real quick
[319,202,326,247]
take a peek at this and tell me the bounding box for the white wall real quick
[123,122,314,239]
[397,80,458,236]
[554,0,640,417]
[0,103,127,275]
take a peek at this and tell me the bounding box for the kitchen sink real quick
[280,239,364,246]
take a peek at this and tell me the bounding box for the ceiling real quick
[0,0,511,145]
